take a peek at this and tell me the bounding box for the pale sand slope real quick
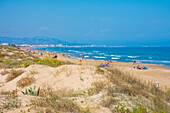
[0,65,107,92]
[53,53,170,89]
[0,65,110,113]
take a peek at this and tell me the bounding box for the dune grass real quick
[104,68,170,112]
[0,89,21,112]
[0,69,9,75]
[6,69,24,82]
[32,87,90,113]
[17,76,35,88]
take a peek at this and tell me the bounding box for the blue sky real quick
[0,0,170,46]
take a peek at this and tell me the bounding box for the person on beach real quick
[133,59,136,64]
[79,60,82,65]
[82,54,84,59]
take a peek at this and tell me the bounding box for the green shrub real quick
[3,61,10,64]
[21,86,40,96]
[96,67,104,74]
[36,59,62,67]
[23,62,29,68]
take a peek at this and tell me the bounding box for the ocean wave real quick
[84,56,89,57]
[99,53,105,55]
[111,58,120,59]
[139,60,170,63]
[111,55,121,57]
[94,56,106,59]
[128,56,139,58]
[68,50,79,53]
[93,51,100,52]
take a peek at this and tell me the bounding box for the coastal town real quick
[0,43,107,48]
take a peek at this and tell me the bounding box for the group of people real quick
[133,59,148,69]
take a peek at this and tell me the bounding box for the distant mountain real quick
[0,36,89,46]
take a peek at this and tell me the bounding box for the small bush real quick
[6,69,24,82]
[3,61,10,64]
[36,58,62,67]
[1,69,9,75]
[96,67,104,74]
[23,62,29,68]
[17,76,35,88]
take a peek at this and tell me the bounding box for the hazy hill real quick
[0,36,88,45]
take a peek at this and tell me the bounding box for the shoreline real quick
[29,47,170,69]
[28,47,170,69]
[24,49,170,90]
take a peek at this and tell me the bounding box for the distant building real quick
[56,44,63,47]
[1,43,9,46]
[49,44,55,47]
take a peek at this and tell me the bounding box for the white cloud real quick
[40,26,48,30]
[100,29,108,32]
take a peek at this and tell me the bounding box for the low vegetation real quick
[23,62,30,68]
[17,76,35,88]
[21,85,40,96]
[0,89,21,113]
[6,69,24,82]
[36,58,62,67]
[0,47,40,68]
[31,87,90,113]
[0,69,9,75]
[91,68,170,112]
[96,67,104,74]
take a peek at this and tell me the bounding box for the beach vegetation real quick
[23,62,29,68]
[0,89,21,113]
[0,69,9,75]
[29,70,39,75]
[17,76,35,88]
[36,58,62,67]
[6,69,24,82]
[0,47,40,69]
[31,86,90,113]
[21,85,40,96]
[96,67,104,74]
[102,68,170,113]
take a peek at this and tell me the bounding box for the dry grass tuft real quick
[32,86,90,113]
[29,70,38,75]
[101,97,117,108]
[1,69,9,75]
[6,69,24,82]
[105,68,170,112]
[17,76,35,88]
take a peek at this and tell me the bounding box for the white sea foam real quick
[139,60,170,63]
[84,56,89,57]
[94,56,106,59]
[111,58,120,59]
[128,56,139,58]
[93,51,100,52]
[148,57,152,59]
[111,55,121,57]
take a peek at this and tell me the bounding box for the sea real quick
[32,47,170,68]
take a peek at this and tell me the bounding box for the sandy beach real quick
[33,50,170,90]
[0,47,170,113]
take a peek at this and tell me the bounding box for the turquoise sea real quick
[32,47,170,68]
